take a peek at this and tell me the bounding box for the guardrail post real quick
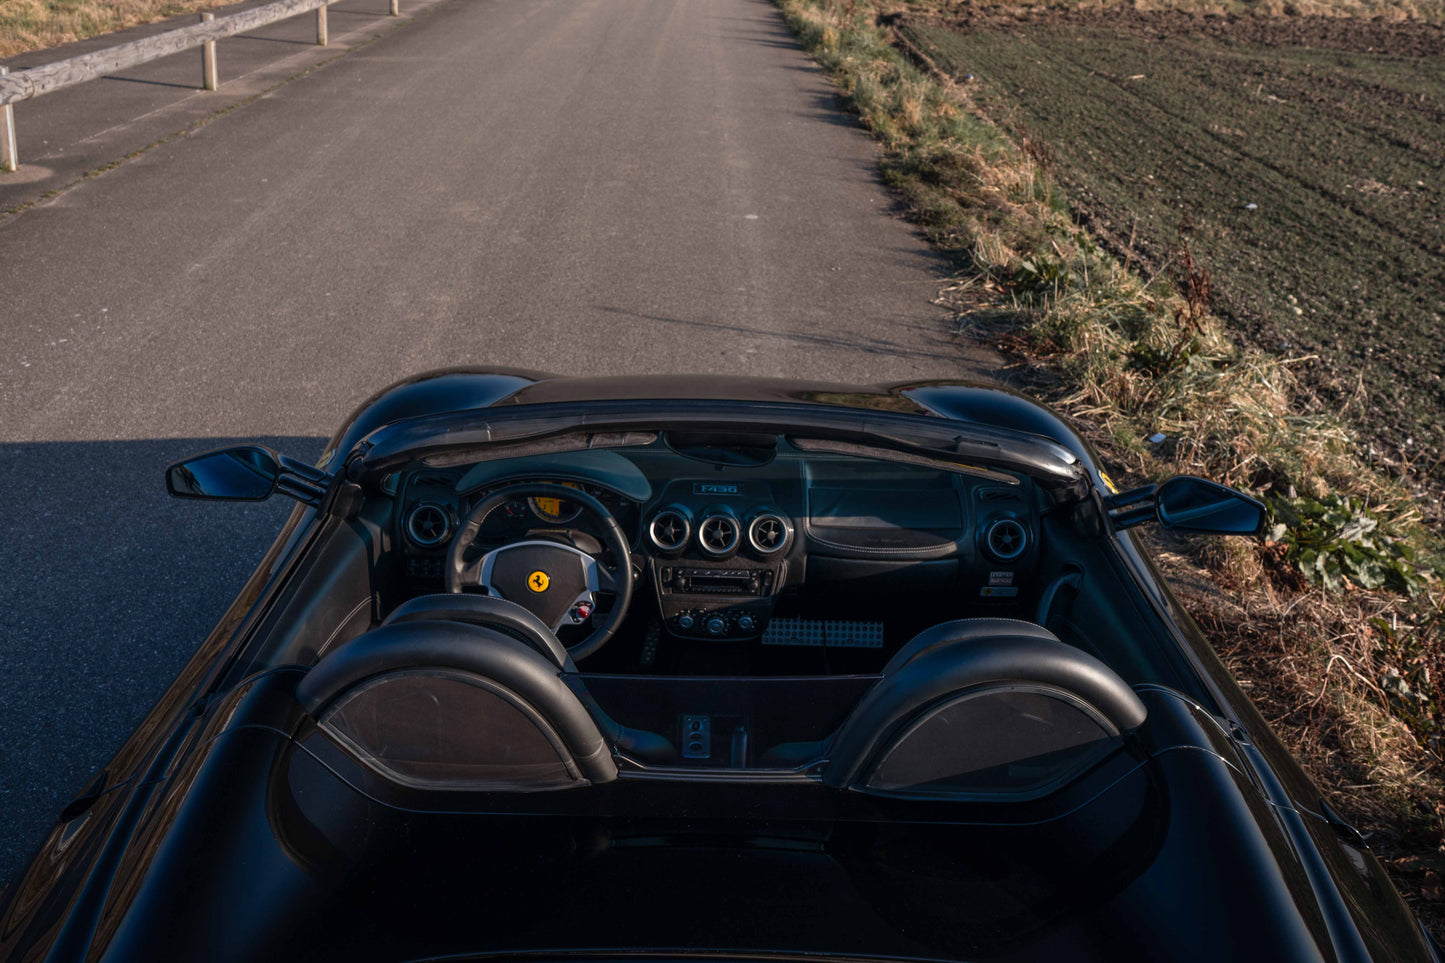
[200,13,218,90]
[0,67,16,172]
[390,0,399,15]
[0,0,349,115]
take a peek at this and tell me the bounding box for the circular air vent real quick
[697,514,741,557]
[406,504,451,547]
[648,508,691,554]
[747,513,790,556]
[983,518,1028,562]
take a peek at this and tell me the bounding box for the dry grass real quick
[0,0,232,58]
[1158,537,1445,930]
[777,0,1445,930]
[991,266,1355,492]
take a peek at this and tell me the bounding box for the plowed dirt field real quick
[907,10,1445,475]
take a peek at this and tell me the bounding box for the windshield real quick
[345,400,1087,501]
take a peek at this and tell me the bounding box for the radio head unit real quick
[660,567,774,596]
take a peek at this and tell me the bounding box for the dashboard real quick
[641,477,795,640]
[389,441,1043,643]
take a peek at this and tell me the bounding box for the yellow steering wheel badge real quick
[527,570,551,593]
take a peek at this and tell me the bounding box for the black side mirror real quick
[1107,475,1266,535]
[167,446,280,501]
[166,446,328,504]
[1154,476,1265,536]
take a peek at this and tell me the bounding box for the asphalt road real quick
[0,0,999,886]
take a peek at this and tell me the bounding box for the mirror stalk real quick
[275,454,329,506]
[1110,504,1157,530]
[1105,485,1158,529]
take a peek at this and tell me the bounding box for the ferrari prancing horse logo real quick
[527,570,551,593]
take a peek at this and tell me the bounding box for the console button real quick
[737,615,756,633]
[678,614,695,631]
[705,617,726,636]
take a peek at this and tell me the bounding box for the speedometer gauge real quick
[529,482,585,524]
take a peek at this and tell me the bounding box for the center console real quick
[654,560,783,640]
[643,484,795,640]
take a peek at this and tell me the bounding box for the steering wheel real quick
[445,482,635,661]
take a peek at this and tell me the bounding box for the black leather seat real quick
[298,619,618,787]
[372,595,678,764]
[383,593,574,669]
[758,619,1147,789]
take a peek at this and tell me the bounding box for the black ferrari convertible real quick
[2,370,1438,962]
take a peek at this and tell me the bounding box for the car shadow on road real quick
[0,435,325,893]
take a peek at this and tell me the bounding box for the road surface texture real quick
[0,0,1001,887]
[0,0,454,213]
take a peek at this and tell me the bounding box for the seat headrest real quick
[382,593,573,670]
[881,618,1063,675]
[823,619,1147,789]
[297,619,613,784]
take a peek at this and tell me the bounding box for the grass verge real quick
[1,0,236,59]
[774,0,1445,929]
[906,16,1445,470]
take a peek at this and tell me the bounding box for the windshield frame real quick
[343,400,1090,502]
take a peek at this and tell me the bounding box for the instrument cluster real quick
[397,470,637,583]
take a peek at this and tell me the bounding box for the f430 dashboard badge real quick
[692,483,741,496]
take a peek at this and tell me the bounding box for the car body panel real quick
[1,674,1376,962]
[320,368,1101,469]
[1,372,1434,963]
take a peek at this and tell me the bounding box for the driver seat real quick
[379,594,678,764]
[384,593,575,669]
[298,619,615,790]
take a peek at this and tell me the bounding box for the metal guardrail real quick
[0,0,402,172]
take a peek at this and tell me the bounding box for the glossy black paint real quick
[318,367,548,470]
[324,368,1102,467]
[323,369,1115,494]
[1,371,1435,963]
[347,398,1088,502]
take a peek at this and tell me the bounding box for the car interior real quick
[225,431,1207,800]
